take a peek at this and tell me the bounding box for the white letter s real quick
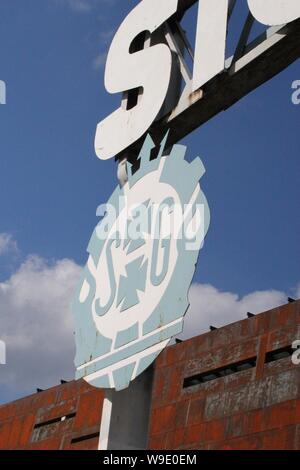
[95,0,178,161]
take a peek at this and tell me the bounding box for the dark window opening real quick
[265,345,294,364]
[34,412,76,429]
[183,357,257,389]
[71,432,100,444]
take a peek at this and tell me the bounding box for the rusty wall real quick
[148,300,300,450]
[0,300,299,450]
[0,379,104,450]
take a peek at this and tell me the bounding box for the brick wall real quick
[0,379,104,450]
[0,300,299,450]
[148,300,300,450]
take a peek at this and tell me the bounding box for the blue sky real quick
[0,0,299,402]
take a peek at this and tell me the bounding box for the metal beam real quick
[122,18,300,163]
[231,12,255,64]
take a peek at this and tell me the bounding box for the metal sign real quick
[72,0,300,392]
[95,0,300,161]
[73,134,210,391]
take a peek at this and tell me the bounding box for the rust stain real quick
[0,300,299,450]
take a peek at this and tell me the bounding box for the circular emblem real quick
[72,133,210,390]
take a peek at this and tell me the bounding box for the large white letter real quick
[193,0,228,91]
[248,0,300,26]
[95,0,178,160]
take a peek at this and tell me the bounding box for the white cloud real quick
[93,51,107,69]
[0,233,18,256]
[52,0,116,70]
[0,255,82,400]
[65,0,92,11]
[53,0,114,13]
[92,30,115,69]
[181,283,287,340]
[0,246,296,402]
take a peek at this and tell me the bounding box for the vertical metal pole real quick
[98,395,113,450]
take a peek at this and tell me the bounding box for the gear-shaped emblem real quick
[72,132,210,391]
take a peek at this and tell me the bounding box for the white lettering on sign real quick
[247,0,300,26]
[193,0,228,92]
[95,0,178,161]
[95,0,300,161]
